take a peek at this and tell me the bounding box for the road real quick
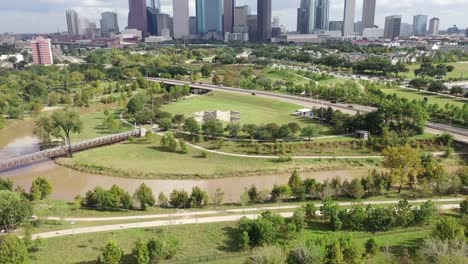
[34,198,462,239]
[149,78,468,143]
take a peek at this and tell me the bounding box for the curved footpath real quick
[34,198,463,240]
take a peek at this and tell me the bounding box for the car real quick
[331,100,337,104]
[347,105,354,108]
[251,92,256,96]
[199,82,203,84]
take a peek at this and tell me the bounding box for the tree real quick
[127,93,148,115]
[240,231,250,251]
[190,186,209,207]
[288,170,305,200]
[325,241,345,264]
[0,191,33,232]
[169,189,190,208]
[30,177,52,200]
[0,178,13,191]
[301,125,319,140]
[291,209,305,231]
[225,122,241,138]
[147,235,179,262]
[7,56,17,64]
[460,199,468,215]
[0,235,28,264]
[212,187,225,206]
[450,85,464,97]
[172,114,185,128]
[212,73,222,85]
[132,239,150,264]
[160,132,178,152]
[287,122,302,135]
[431,218,465,241]
[184,117,200,135]
[157,192,169,208]
[202,119,224,138]
[99,240,123,264]
[134,183,155,210]
[201,64,212,77]
[288,242,325,264]
[409,78,428,91]
[428,81,447,95]
[382,145,423,193]
[346,179,365,199]
[365,238,379,255]
[246,246,287,264]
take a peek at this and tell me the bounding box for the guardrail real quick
[0,130,140,172]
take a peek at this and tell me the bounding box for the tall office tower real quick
[128,0,148,36]
[342,0,355,36]
[66,10,81,35]
[315,0,329,31]
[247,15,258,41]
[329,21,344,31]
[196,0,224,35]
[224,0,235,34]
[30,37,53,65]
[234,5,250,33]
[272,16,280,28]
[413,14,428,36]
[147,7,159,36]
[298,0,316,34]
[257,0,272,42]
[100,12,120,36]
[428,17,440,36]
[189,17,197,35]
[157,13,172,36]
[173,0,190,38]
[400,23,413,37]
[384,15,402,39]
[147,0,160,10]
[85,21,97,40]
[362,0,376,30]
[354,21,363,35]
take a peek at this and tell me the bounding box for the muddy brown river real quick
[0,119,457,203]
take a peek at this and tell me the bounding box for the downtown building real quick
[128,0,148,37]
[173,0,190,39]
[224,0,235,34]
[66,10,81,36]
[30,37,53,65]
[361,0,376,31]
[257,0,272,42]
[342,0,355,36]
[413,14,428,36]
[428,17,440,36]
[234,5,250,33]
[298,0,330,33]
[100,12,120,38]
[384,15,402,39]
[196,0,224,38]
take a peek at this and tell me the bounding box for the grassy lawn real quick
[403,62,468,79]
[63,135,379,179]
[380,87,466,108]
[28,220,435,264]
[71,108,132,142]
[162,91,331,132]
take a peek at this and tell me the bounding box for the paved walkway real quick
[34,198,462,240]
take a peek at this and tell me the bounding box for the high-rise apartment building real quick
[361,0,376,30]
[100,12,120,36]
[196,0,224,36]
[428,17,440,36]
[257,0,272,42]
[30,37,53,65]
[315,0,329,31]
[66,10,81,36]
[342,0,355,36]
[413,14,428,36]
[224,0,235,34]
[173,0,190,38]
[384,15,402,39]
[234,6,250,33]
[128,0,148,36]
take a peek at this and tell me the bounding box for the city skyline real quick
[1,0,468,34]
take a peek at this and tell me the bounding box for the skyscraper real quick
[400,23,413,37]
[428,17,440,36]
[66,10,81,36]
[362,0,376,30]
[329,21,344,31]
[147,7,159,36]
[173,0,190,38]
[257,0,272,42]
[247,15,258,41]
[128,0,148,36]
[342,0,355,36]
[413,14,428,36]
[30,37,53,65]
[298,0,316,34]
[234,5,250,33]
[157,13,172,37]
[190,17,197,35]
[100,12,120,36]
[384,15,402,39]
[147,0,160,10]
[315,0,329,31]
[224,0,235,34]
[272,16,280,28]
[196,0,224,36]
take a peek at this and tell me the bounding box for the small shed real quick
[294,108,314,118]
[355,130,370,140]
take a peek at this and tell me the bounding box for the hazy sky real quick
[1,0,467,34]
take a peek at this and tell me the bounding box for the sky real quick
[0,0,467,34]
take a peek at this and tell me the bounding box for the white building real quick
[172,0,190,39]
[362,28,384,39]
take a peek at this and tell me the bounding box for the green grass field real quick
[29,220,434,264]
[162,91,331,131]
[380,87,466,108]
[402,62,468,79]
[65,135,379,179]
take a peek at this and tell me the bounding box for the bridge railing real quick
[0,130,140,172]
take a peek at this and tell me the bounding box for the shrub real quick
[30,177,53,200]
[246,246,286,264]
[0,235,29,264]
[98,240,123,264]
[134,183,155,210]
[169,189,190,208]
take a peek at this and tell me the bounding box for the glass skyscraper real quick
[315,0,329,31]
[196,0,224,35]
[413,14,428,36]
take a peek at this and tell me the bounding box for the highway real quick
[149,78,468,144]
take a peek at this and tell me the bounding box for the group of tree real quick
[82,183,155,211]
[158,186,210,209]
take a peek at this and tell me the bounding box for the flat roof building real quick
[30,37,53,65]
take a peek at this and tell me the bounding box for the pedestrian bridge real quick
[0,130,141,172]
